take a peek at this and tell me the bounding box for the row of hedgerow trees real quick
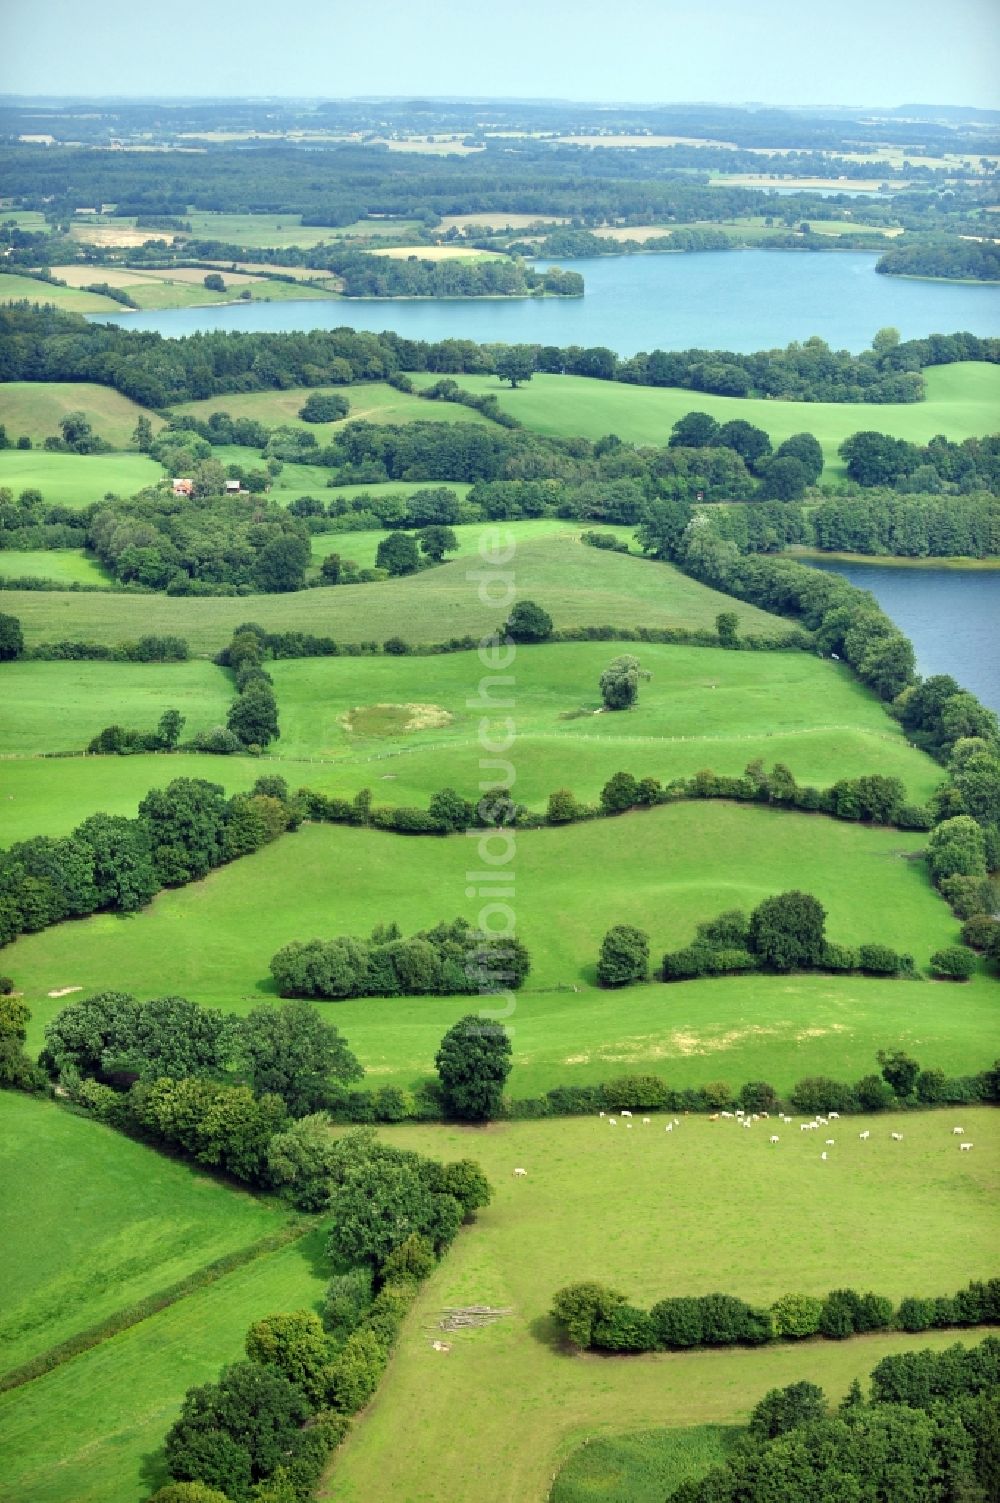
[597,890,984,988]
[551,1279,1000,1353]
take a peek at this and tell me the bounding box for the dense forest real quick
[877,236,1000,282]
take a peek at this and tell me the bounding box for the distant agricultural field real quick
[0,1093,293,1376]
[1,536,788,652]
[324,1112,1000,1503]
[408,363,1000,480]
[437,212,571,232]
[8,805,978,1089]
[368,244,508,262]
[0,382,164,449]
[0,273,122,313]
[0,549,111,587]
[0,450,164,507]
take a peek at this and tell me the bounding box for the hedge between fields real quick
[550,1278,1000,1355]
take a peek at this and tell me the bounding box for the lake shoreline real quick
[788,548,1000,571]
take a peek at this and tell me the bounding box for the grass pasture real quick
[0,383,164,449]
[0,449,163,507]
[0,549,111,587]
[0,1225,330,1503]
[0,274,122,313]
[0,1093,292,1376]
[0,659,234,755]
[1,535,791,652]
[407,363,1000,480]
[172,380,490,432]
[309,516,625,568]
[264,639,943,804]
[7,805,977,1089]
[551,1426,738,1503]
[322,1112,1000,1503]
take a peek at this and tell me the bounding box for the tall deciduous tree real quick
[235,1000,362,1117]
[435,1014,512,1120]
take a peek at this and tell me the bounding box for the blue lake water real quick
[809,561,1000,712]
[94,249,1000,355]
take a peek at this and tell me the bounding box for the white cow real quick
[800,1123,810,1132]
[859,1130,870,1140]
[828,1111,840,1121]
[513,1167,527,1178]
[599,1111,605,1118]
[621,1110,632,1118]
[626,1122,632,1129]
[960,1142,974,1152]
[825,1138,835,1146]
[642,1117,651,1125]
[665,1123,673,1133]
[609,1118,617,1127]
[820,1152,828,1161]
[891,1132,903,1142]
[952,1127,965,1136]
[769,1135,780,1144]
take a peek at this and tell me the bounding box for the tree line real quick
[4,303,996,411]
[877,236,1000,282]
[551,1278,1000,1354]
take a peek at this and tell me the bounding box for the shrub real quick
[857,942,903,975]
[503,600,553,642]
[748,890,826,971]
[939,875,996,919]
[661,945,712,981]
[325,1327,387,1414]
[897,1296,936,1333]
[381,1234,437,1283]
[322,1268,373,1343]
[771,1293,823,1339]
[600,770,640,813]
[822,941,858,972]
[650,1296,704,1349]
[929,946,977,981]
[961,914,1000,951]
[790,1076,855,1115]
[592,1304,657,1352]
[551,1282,627,1348]
[546,788,581,824]
[601,1074,670,1111]
[695,909,750,948]
[596,924,650,987]
[738,1080,778,1113]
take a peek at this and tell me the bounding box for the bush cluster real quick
[552,1278,1000,1354]
[270,919,531,1000]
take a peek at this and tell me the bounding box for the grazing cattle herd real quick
[510,1113,976,1180]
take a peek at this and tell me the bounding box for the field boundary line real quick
[0,1217,311,1395]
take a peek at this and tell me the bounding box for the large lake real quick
[95,249,1000,355]
[810,561,1000,712]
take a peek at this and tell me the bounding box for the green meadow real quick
[173,380,491,431]
[552,1426,738,1503]
[0,274,122,314]
[1,535,790,651]
[323,1112,1000,1503]
[0,1093,292,1374]
[0,383,164,449]
[408,363,1000,479]
[0,1225,330,1503]
[309,516,621,568]
[1,659,234,755]
[9,807,980,1091]
[0,450,163,507]
[0,549,111,586]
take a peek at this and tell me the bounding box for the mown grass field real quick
[8,805,978,1090]
[0,1093,293,1375]
[0,383,164,449]
[172,380,491,431]
[0,549,111,586]
[1,535,789,651]
[407,363,1000,480]
[309,517,628,568]
[0,1225,330,1503]
[1,660,234,755]
[322,1112,1000,1503]
[0,450,163,507]
[0,274,122,313]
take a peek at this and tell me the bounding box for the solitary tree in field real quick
[0,611,24,661]
[494,345,535,388]
[596,925,650,988]
[503,599,553,642]
[376,532,421,576]
[416,524,458,562]
[716,611,739,649]
[599,654,649,711]
[435,1015,512,1120]
[203,272,226,293]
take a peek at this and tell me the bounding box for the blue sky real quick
[1,0,998,108]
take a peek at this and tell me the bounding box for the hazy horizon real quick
[2,0,998,111]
